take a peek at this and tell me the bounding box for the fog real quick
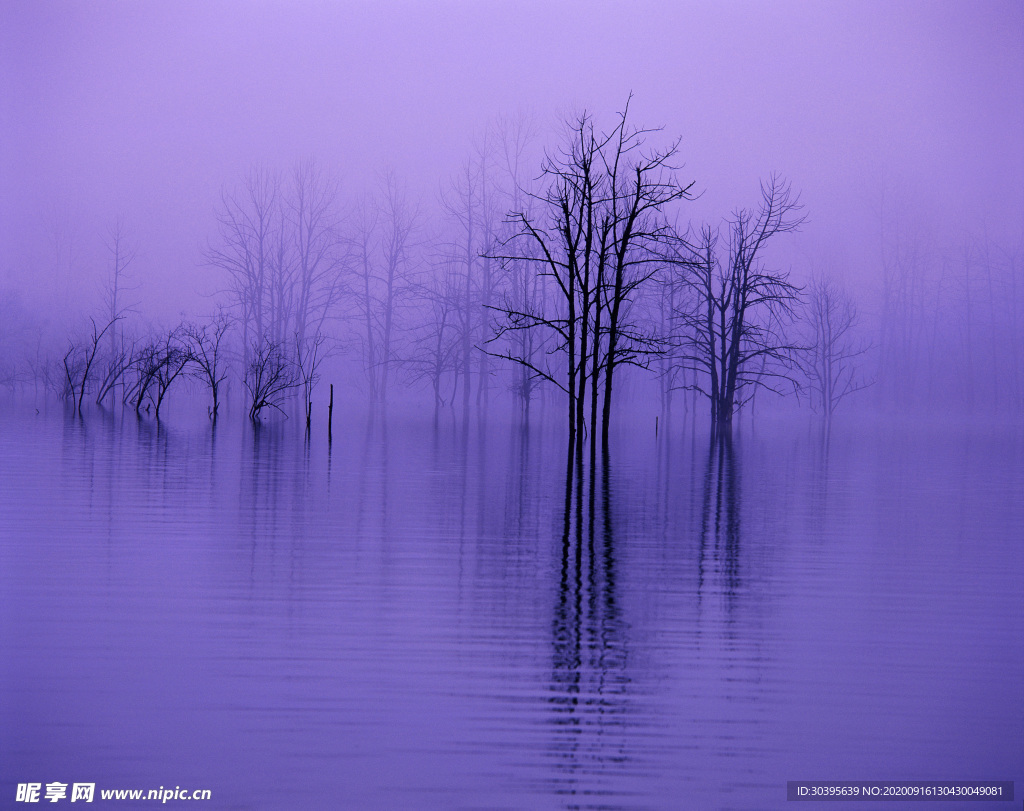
[2,1,1024,420]
[1,3,1020,388]
[2,5,1024,808]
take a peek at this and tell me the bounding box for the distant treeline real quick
[1,104,1021,443]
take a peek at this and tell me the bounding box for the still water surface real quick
[1,407,1022,809]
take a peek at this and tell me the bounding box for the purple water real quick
[2,407,1022,809]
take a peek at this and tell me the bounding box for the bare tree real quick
[440,155,483,414]
[401,260,463,414]
[149,328,192,421]
[94,334,135,407]
[351,194,382,401]
[208,162,346,384]
[102,219,138,359]
[802,274,871,427]
[0,291,39,395]
[411,119,536,417]
[446,130,508,411]
[876,190,938,409]
[116,329,191,420]
[183,314,231,419]
[286,159,346,350]
[647,263,691,419]
[488,102,693,458]
[206,167,280,369]
[123,341,161,416]
[62,317,119,415]
[294,330,327,431]
[490,113,544,415]
[669,176,805,433]
[350,171,419,403]
[245,340,296,422]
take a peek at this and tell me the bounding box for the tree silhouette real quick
[488,100,693,459]
[669,176,805,433]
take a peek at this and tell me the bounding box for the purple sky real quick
[2,0,1022,316]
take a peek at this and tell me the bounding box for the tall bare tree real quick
[102,220,138,355]
[208,162,345,385]
[440,154,485,413]
[207,166,279,369]
[401,259,463,414]
[802,273,871,427]
[491,113,544,415]
[351,171,419,404]
[669,175,805,433]
[286,159,346,350]
[488,102,693,458]
[875,191,938,409]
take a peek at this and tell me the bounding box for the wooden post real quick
[328,384,334,444]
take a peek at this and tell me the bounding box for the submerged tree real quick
[116,327,192,420]
[488,101,694,459]
[295,330,327,431]
[207,167,278,365]
[490,113,545,415]
[245,340,296,422]
[91,221,138,409]
[62,316,119,416]
[669,175,805,433]
[802,273,871,427]
[437,128,509,413]
[102,220,138,361]
[646,261,693,420]
[94,334,134,407]
[401,260,463,414]
[123,342,159,416]
[287,160,347,352]
[183,314,231,420]
[350,171,419,404]
[148,329,192,421]
[207,162,345,374]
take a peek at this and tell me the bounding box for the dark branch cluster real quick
[486,98,696,451]
[665,175,806,430]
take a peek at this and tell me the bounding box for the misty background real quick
[3,5,1024,807]
[2,0,1022,418]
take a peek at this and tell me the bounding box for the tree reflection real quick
[548,448,631,800]
[698,431,742,611]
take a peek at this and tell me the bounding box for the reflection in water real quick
[2,408,1022,809]
[698,433,741,610]
[241,420,287,559]
[353,407,392,549]
[549,447,631,804]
